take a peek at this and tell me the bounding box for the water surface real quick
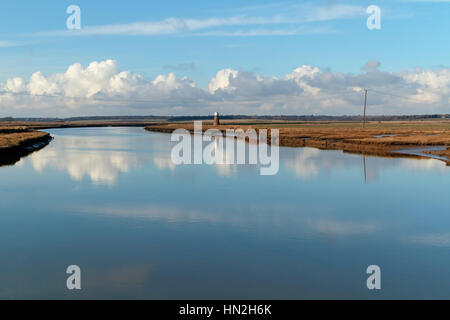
[0,127,449,299]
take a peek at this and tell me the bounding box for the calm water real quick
[0,127,449,299]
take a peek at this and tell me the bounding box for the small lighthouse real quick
[213,112,220,126]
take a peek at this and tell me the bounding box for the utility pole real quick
[363,89,368,128]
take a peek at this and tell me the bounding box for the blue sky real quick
[0,0,449,116]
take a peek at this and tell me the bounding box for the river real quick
[0,127,449,299]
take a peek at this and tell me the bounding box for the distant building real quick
[214,112,220,126]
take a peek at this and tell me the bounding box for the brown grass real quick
[424,147,450,159]
[0,127,50,149]
[145,120,450,164]
[0,126,52,166]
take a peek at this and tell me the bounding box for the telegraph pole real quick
[363,89,368,128]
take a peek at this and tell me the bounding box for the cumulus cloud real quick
[1,59,450,116]
[208,69,239,93]
[285,65,321,95]
[209,68,302,99]
[0,59,207,116]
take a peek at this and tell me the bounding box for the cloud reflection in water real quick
[26,133,143,186]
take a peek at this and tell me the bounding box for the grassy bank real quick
[0,127,49,148]
[145,120,450,164]
[0,127,52,166]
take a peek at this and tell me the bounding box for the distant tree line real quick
[1,114,449,122]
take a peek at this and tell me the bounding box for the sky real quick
[0,0,449,117]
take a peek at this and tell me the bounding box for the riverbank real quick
[1,119,449,166]
[145,121,450,165]
[0,119,162,166]
[0,127,52,166]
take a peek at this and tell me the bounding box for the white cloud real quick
[193,26,334,37]
[304,4,365,22]
[209,69,303,99]
[208,69,239,93]
[5,77,27,93]
[402,68,450,92]
[0,59,207,116]
[35,4,364,37]
[285,65,321,95]
[1,59,450,116]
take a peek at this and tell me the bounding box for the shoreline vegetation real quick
[0,127,52,166]
[0,118,449,166]
[144,120,450,165]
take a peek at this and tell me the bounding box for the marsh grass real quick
[145,120,450,164]
[0,127,49,149]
